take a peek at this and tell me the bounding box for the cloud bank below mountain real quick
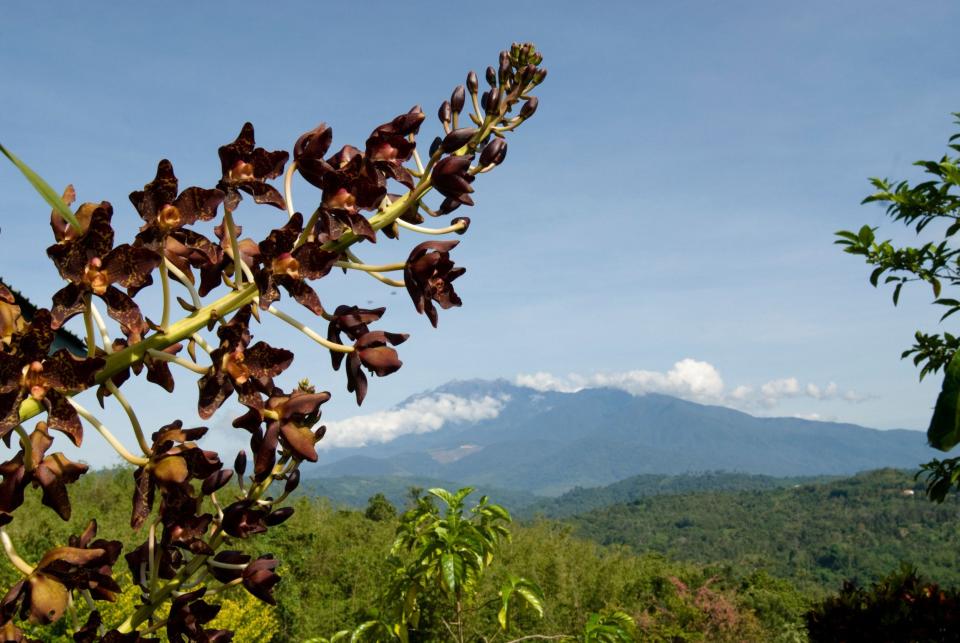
[324,393,507,449]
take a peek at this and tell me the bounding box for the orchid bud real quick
[438,100,452,125]
[441,128,476,153]
[520,96,539,120]
[284,469,301,495]
[429,136,442,157]
[202,469,233,495]
[452,217,471,234]
[499,51,512,84]
[466,71,479,94]
[484,88,501,114]
[234,450,247,479]
[265,507,294,526]
[480,138,507,166]
[450,85,466,114]
[485,66,497,86]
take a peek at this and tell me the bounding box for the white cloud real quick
[323,394,506,449]
[517,359,725,403]
[516,360,870,412]
[760,377,800,399]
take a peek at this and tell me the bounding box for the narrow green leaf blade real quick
[0,142,80,231]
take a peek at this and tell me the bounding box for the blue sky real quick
[3,2,960,466]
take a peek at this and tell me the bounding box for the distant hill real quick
[566,468,960,593]
[301,475,540,513]
[312,379,938,496]
[521,471,837,518]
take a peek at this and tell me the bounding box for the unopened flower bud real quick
[314,425,327,442]
[499,52,512,84]
[534,68,548,84]
[485,66,497,87]
[520,96,538,120]
[265,507,294,526]
[202,469,234,495]
[429,136,442,157]
[466,71,479,94]
[441,128,476,153]
[438,100,452,125]
[479,138,507,166]
[484,88,501,114]
[234,450,247,479]
[452,217,471,234]
[284,469,300,495]
[450,85,466,114]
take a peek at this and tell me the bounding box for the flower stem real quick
[223,209,243,287]
[104,380,151,455]
[67,398,149,466]
[284,160,297,218]
[397,219,468,235]
[266,306,354,353]
[344,250,405,287]
[83,294,96,358]
[333,260,406,273]
[146,349,210,374]
[0,529,33,575]
[159,258,171,329]
[89,302,114,352]
[164,259,201,310]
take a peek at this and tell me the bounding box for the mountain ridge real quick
[312,379,935,496]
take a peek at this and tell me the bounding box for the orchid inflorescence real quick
[0,42,545,641]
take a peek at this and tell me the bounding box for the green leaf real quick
[514,581,545,618]
[0,142,80,232]
[441,552,458,593]
[858,225,875,245]
[928,351,960,450]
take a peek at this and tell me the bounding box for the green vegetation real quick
[567,469,960,594]
[7,467,960,640]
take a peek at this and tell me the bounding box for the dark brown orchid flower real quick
[0,423,88,522]
[241,555,280,605]
[46,202,161,342]
[253,213,339,315]
[234,386,330,478]
[166,588,232,643]
[364,106,425,190]
[220,499,269,539]
[431,154,476,214]
[197,308,293,419]
[404,240,465,327]
[131,160,225,296]
[130,420,221,530]
[218,122,288,212]
[325,306,407,404]
[0,309,103,444]
[0,521,121,626]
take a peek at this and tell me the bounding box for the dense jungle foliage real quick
[3,468,959,641]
